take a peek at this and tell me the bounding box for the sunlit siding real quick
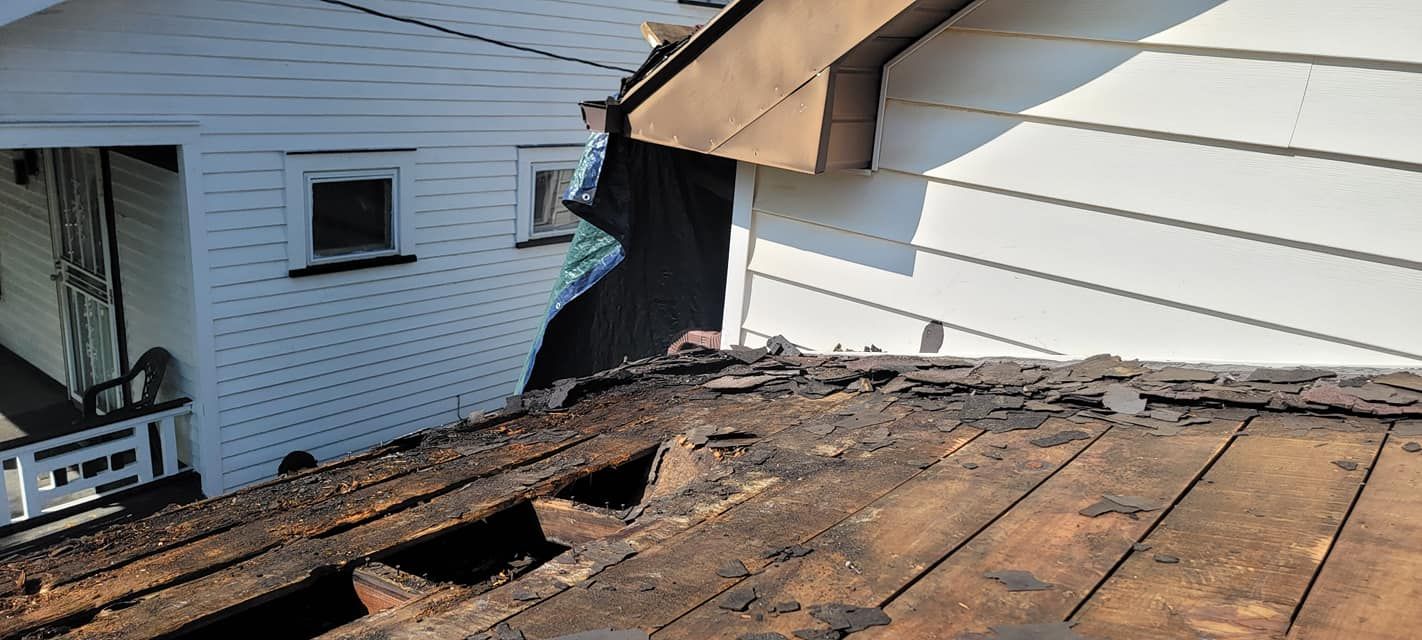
[0,0,718,490]
[728,0,1422,368]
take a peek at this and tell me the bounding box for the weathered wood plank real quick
[654,418,1113,640]
[858,418,1239,638]
[3,385,663,596]
[321,396,927,639]
[495,425,980,638]
[532,498,627,546]
[1288,436,1422,640]
[2,432,592,639]
[1070,416,1387,639]
[45,391,843,639]
[321,462,785,640]
[60,434,663,639]
[352,562,436,615]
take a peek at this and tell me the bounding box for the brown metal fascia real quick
[619,0,764,112]
[625,0,921,156]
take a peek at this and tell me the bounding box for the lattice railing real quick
[1,400,190,526]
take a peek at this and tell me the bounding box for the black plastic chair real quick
[82,347,172,419]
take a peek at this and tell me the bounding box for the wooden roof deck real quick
[2,352,1419,639]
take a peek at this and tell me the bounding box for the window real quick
[284,151,417,275]
[516,146,583,246]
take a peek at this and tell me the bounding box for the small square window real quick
[310,174,395,260]
[517,146,583,245]
[284,151,417,274]
[532,167,578,237]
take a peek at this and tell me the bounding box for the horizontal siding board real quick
[219,345,531,451]
[954,0,1422,65]
[217,294,548,384]
[755,168,1422,358]
[0,159,66,381]
[220,398,461,489]
[213,263,559,350]
[216,314,542,416]
[1291,64,1422,167]
[110,153,202,464]
[217,301,543,396]
[745,209,1420,367]
[0,0,716,492]
[878,101,1422,264]
[211,250,561,320]
[742,272,1049,358]
[888,29,1311,146]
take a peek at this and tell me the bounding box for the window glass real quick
[532,168,579,237]
[310,177,394,259]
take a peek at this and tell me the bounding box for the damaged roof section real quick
[593,0,975,174]
[4,349,1421,638]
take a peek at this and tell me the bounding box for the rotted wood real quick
[2,429,593,638]
[319,463,784,640]
[532,498,627,546]
[495,425,979,638]
[1071,414,1387,639]
[319,393,866,640]
[352,562,436,615]
[56,434,663,639]
[53,390,838,639]
[0,386,661,599]
[1,387,691,639]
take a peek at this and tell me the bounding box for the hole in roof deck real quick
[171,570,368,640]
[170,504,570,639]
[377,501,569,588]
[554,451,657,511]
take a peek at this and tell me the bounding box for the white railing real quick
[1,401,190,526]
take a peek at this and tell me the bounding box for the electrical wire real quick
[315,0,638,74]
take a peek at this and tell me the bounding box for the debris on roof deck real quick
[2,345,1420,639]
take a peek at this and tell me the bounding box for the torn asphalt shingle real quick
[1079,495,1161,517]
[719,586,759,611]
[1247,367,1337,384]
[1030,430,1091,448]
[972,412,1051,434]
[1103,384,1147,415]
[1332,460,1360,471]
[807,603,892,633]
[717,559,751,578]
[961,395,1027,421]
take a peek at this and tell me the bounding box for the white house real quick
[597,0,1422,370]
[0,0,720,517]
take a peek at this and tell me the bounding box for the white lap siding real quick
[0,0,716,491]
[110,152,202,464]
[0,158,65,382]
[727,0,1422,368]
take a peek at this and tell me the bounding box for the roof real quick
[4,350,1421,638]
[592,0,976,174]
[0,0,66,29]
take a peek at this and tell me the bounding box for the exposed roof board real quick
[7,350,1422,637]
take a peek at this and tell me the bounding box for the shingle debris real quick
[807,603,892,634]
[1079,495,1162,517]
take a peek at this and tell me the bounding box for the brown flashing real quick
[610,0,974,174]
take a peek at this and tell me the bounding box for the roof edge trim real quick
[619,0,763,111]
